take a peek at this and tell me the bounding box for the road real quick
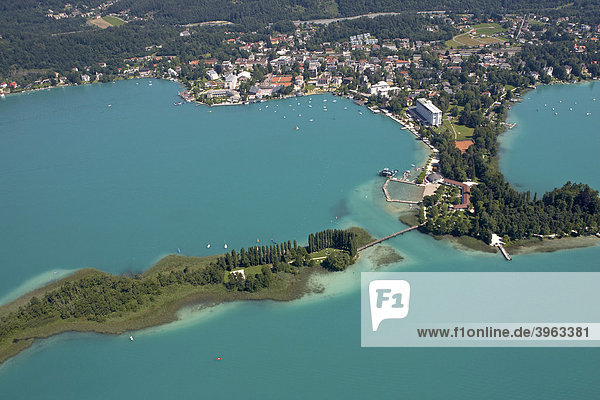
[294,12,403,25]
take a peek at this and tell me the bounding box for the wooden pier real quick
[358,224,423,252]
[497,244,512,261]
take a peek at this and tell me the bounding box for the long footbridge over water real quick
[357,224,424,252]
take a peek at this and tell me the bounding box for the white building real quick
[224,73,238,89]
[370,81,400,98]
[230,269,246,280]
[206,69,219,80]
[415,98,442,126]
[238,71,252,80]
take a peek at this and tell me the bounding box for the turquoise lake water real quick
[0,79,599,399]
[499,82,600,192]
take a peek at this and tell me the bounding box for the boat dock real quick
[497,244,512,261]
[358,224,423,252]
[491,233,512,261]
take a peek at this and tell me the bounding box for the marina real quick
[378,168,398,177]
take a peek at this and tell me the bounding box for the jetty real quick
[358,224,423,252]
[490,233,512,261]
[497,244,512,261]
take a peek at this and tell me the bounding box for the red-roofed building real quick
[270,36,287,45]
[442,178,471,210]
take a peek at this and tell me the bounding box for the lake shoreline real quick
[505,235,600,254]
[2,77,598,368]
[398,208,599,256]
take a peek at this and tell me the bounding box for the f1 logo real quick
[369,280,411,331]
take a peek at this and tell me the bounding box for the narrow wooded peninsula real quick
[0,227,374,364]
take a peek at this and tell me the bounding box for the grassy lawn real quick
[223,264,267,282]
[89,17,112,29]
[439,118,474,140]
[308,248,342,260]
[471,23,505,35]
[446,23,507,48]
[445,39,462,48]
[446,34,481,48]
[439,119,453,133]
[103,16,126,26]
[453,124,474,140]
[479,36,505,45]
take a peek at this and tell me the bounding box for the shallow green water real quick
[0,80,599,399]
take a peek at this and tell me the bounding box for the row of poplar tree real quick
[214,229,359,271]
[307,229,358,257]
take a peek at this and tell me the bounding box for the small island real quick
[0,227,374,365]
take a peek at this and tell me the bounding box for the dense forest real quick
[0,267,220,341]
[0,23,177,78]
[0,0,587,32]
[101,0,582,25]
[306,14,457,46]
[2,0,600,81]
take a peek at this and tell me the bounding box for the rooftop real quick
[416,98,442,114]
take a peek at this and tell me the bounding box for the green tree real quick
[322,252,352,271]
